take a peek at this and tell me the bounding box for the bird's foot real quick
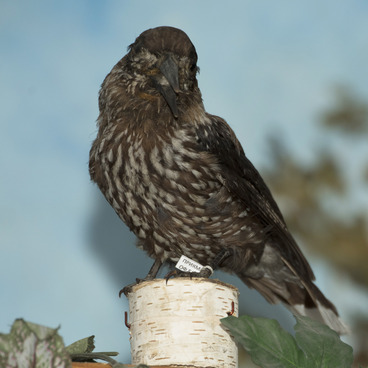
[197,265,214,278]
[164,265,213,284]
[164,248,234,284]
[164,269,189,281]
[119,277,153,297]
[119,259,163,297]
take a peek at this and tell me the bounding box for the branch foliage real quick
[221,314,353,368]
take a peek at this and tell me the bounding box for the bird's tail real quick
[239,274,349,335]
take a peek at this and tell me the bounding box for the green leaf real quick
[66,335,119,363]
[221,315,303,368]
[294,315,353,368]
[0,319,72,368]
[65,335,95,354]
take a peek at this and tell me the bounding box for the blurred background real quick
[1,1,367,366]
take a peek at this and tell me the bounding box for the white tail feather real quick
[290,302,349,335]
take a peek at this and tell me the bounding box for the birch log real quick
[125,278,239,368]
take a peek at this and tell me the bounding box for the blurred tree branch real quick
[320,85,368,135]
[263,85,368,287]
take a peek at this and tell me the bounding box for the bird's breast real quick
[93,122,262,264]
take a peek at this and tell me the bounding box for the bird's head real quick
[126,26,199,118]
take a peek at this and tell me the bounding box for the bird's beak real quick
[152,55,180,118]
[159,55,180,93]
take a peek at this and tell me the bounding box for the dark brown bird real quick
[89,26,347,333]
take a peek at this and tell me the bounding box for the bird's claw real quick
[119,277,149,298]
[164,269,195,284]
[119,284,133,298]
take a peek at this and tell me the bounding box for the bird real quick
[89,26,347,334]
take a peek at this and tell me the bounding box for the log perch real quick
[125,278,239,368]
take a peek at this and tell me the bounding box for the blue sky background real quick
[1,0,368,362]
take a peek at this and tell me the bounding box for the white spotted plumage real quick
[89,26,348,334]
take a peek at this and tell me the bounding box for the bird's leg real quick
[197,248,234,277]
[136,258,163,282]
[211,247,234,269]
[119,258,163,297]
[165,248,234,281]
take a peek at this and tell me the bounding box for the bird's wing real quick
[195,113,315,281]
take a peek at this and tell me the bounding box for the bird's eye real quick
[190,63,197,72]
